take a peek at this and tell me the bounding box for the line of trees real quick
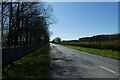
[78,34,120,42]
[2,2,55,48]
[61,34,120,51]
[62,34,120,42]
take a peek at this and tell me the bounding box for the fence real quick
[2,44,42,68]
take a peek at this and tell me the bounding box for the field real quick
[61,40,119,51]
[3,44,49,79]
[60,40,120,60]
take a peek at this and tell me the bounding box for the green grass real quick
[61,40,119,51]
[66,45,120,60]
[3,44,49,80]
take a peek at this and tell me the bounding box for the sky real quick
[48,2,118,41]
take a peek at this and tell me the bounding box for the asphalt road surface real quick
[49,43,119,79]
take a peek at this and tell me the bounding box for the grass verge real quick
[66,45,120,60]
[3,44,49,79]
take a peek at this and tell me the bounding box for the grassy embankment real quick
[67,45,120,60]
[60,40,120,60]
[3,44,49,79]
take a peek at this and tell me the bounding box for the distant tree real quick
[52,37,61,43]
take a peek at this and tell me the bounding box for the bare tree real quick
[2,2,55,48]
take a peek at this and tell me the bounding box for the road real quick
[49,43,119,79]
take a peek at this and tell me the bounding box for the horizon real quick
[48,2,118,41]
[56,33,119,41]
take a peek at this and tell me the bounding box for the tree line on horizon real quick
[2,2,55,48]
[59,34,120,51]
[62,33,120,42]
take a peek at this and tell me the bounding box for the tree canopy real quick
[52,37,61,43]
[2,2,55,47]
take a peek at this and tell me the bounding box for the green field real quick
[66,45,120,60]
[61,40,119,51]
[3,45,49,79]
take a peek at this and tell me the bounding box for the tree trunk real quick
[7,2,12,47]
[14,2,20,46]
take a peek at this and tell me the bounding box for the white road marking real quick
[99,66,120,75]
